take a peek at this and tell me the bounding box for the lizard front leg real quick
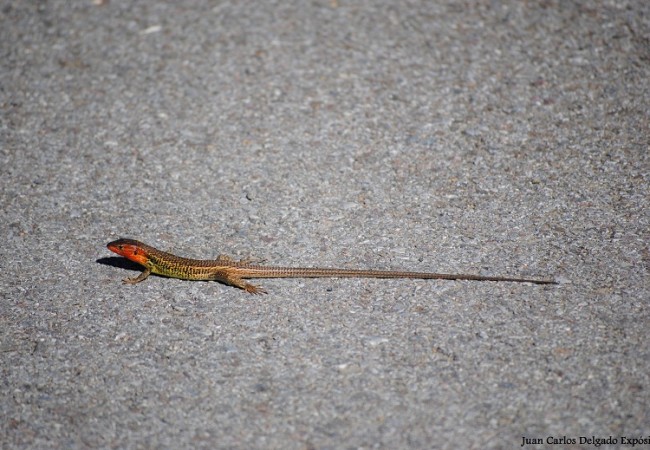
[123,268,151,284]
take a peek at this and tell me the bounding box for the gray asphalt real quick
[2,2,648,449]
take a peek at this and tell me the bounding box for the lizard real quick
[106,238,557,294]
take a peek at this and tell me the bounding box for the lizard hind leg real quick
[243,282,267,295]
[211,270,268,294]
[230,277,267,295]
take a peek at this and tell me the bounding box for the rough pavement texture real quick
[2,1,648,449]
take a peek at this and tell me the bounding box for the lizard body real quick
[107,238,557,294]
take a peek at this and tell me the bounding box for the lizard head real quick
[107,238,150,266]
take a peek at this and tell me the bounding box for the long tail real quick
[236,266,557,285]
